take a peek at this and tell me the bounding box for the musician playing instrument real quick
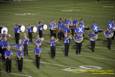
[104,28,114,50]
[88,31,98,52]
[37,21,44,38]
[4,45,13,73]
[34,44,42,69]
[49,20,57,38]
[50,36,58,58]
[27,26,33,42]
[73,33,83,55]
[64,33,70,56]
[14,24,21,44]
[16,46,24,72]
[22,35,29,56]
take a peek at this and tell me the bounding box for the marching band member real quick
[91,23,102,33]
[64,33,70,56]
[4,45,13,73]
[74,26,84,55]
[16,46,24,72]
[37,21,44,38]
[34,35,42,47]
[57,18,64,40]
[71,19,78,36]
[14,24,20,44]
[64,19,72,28]
[108,20,115,40]
[2,36,9,61]
[50,36,57,58]
[0,36,3,60]
[49,20,57,38]
[27,26,33,42]
[22,34,29,56]
[88,31,98,52]
[34,44,42,69]
[104,28,114,50]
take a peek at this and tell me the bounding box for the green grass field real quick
[0,0,115,77]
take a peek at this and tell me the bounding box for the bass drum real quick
[1,27,8,34]
[43,24,47,30]
[33,26,37,33]
[20,25,26,32]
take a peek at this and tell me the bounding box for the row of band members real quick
[12,18,115,44]
[0,18,115,73]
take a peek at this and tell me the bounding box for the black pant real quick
[64,43,70,56]
[28,32,32,42]
[1,48,7,61]
[71,29,74,36]
[50,30,56,38]
[107,38,112,50]
[112,31,115,40]
[76,43,82,54]
[5,58,11,73]
[24,44,28,56]
[58,31,64,40]
[17,58,23,72]
[35,55,40,69]
[15,33,20,44]
[39,30,43,38]
[50,46,56,58]
[90,41,95,52]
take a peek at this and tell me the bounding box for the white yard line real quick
[0,71,32,77]
[24,59,76,68]
[103,5,114,8]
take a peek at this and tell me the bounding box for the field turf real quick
[0,0,115,77]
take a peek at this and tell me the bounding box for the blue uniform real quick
[64,37,70,56]
[64,37,70,44]
[5,50,13,58]
[4,50,13,72]
[27,27,33,33]
[16,50,24,58]
[27,27,33,42]
[35,39,42,47]
[50,39,56,58]
[63,26,70,33]
[49,21,57,30]
[64,19,71,25]
[16,44,22,49]
[34,47,41,55]
[34,47,41,68]
[16,50,24,72]
[23,39,29,45]
[74,26,84,34]
[88,32,97,52]
[74,34,83,55]
[14,25,20,33]
[73,19,78,25]
[91,23,100,33]
[50,39,56,46]
[14,25,20,44]
[49,21,57,37]
[37,23,43,38]
[104,30,113,50]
